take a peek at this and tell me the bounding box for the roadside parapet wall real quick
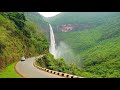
[33,62,83,78]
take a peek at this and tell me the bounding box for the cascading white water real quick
[49,24,56,57]
[49,24,76,64]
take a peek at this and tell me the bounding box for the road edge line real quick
[14,62,28,78]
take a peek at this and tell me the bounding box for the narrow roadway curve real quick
[15,57,64,78]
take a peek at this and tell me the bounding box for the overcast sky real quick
[38,12,61,17]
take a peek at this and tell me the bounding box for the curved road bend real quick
[15,57,64,78]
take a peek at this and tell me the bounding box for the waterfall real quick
[49,24,75,64]
[49,24,56,57]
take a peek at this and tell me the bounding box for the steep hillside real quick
[0,12,48,70]
[47,12,120,77]
[24,12,49,34]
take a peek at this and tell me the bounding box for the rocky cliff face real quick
[56,23,92,32]
[57,24,74,32]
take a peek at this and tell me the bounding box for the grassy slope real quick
[0,62,21,78]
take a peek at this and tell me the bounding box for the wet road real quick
[15,57,64,78]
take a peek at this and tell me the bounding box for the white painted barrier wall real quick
[33,62,83,78]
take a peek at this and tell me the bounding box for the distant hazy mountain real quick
[24,12,49,34]
[46,12,120,32]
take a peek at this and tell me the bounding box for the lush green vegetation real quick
[0,62,21,78]
[47,12,120,31]
[37,53,82,76]
[1,12,120,78]
[45,12,120,78]
[24,12,49,34]
[37,53,101,78]
[0,12,48,71]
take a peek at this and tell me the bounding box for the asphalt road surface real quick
[15,57,64,78]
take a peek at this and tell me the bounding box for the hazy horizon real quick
[38,12,61,17]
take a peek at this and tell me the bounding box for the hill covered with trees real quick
[46,12,120,32]
[45,12,120,77]
[24,12,49,34]
[0,12,48,71]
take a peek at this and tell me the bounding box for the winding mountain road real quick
[15,56,64,78]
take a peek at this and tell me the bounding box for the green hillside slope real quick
[0,12,48,71]
[24,12,49,34]
[46,12,120,77]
